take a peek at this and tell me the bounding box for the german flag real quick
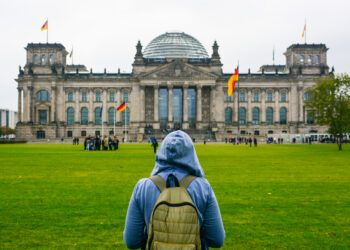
[227,67,239,96]
[41,20,48,31]
[117,102,126,112]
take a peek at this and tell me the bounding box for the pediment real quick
[140,60,218,80]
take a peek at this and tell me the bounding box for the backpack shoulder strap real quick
[149,175,166,192]
[180,174,197,189]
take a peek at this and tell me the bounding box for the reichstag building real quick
[16,32,329,141]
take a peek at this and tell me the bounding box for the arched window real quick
[252,107,260,125]
[81,108,88,125]
[68,92,73,102]
[307,55,312,63]
[41,54,46,63]
[225,107,232,125]
[108,107,115,125]
[239,107,246,125]
[34,54,39,63]
[300,55,304,63]
[266,107,273,125]
[36,90,50,101]
[122,107,130,125]
[280,107,287,124]
[95,107,102,125]
[281,92,286,102]
[67,107,75,125]
[124,92,129,102]
[315,55,320,64]
[239,92,245,102]
[49,54,54,63]
[96,92,101,102]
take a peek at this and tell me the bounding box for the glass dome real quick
[143,32,209,59]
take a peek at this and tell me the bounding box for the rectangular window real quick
[267,92,273,102]
[95,131,100,136]
[37,130,45,139]
[239,92,245,102]
[307,110,315,124]
[68,92,73,102]
[254,130,260,135]
[253,92,259,102]
[82,92,87,102]
[281,93,286,102]
[39,110,47,125]
[67,131,73,137]
[225,93,231,102]
[96,92,101,102]
[110,92,115,102]
[124,92,128,102]
[81,130,86,137]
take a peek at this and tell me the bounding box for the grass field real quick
[0,143,349,249]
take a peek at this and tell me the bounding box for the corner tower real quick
[284,44,328,75]
[24,43,68,75]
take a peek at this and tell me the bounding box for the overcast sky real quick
[1,0,349,111]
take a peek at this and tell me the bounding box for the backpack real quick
[147,174,201,250]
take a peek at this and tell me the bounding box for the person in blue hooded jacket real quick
[124,130,225,249]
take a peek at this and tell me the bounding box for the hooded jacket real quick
[123,130,225,249]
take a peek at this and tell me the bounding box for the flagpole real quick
[304,19,307,44]
[125,104,127,143]
[114,108,116,136]
[46,18,48,43]
[237,63,240,141]
[102,105,104,138]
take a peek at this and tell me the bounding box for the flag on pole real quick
[69,48,73,58]
[302,23,306,38]
[227,67,239,96]
[41,20,48,31]
[117,102,126,112]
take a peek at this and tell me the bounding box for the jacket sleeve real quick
[123,181,147,249]
[202,185,225,248]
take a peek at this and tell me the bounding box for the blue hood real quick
[151,130,204,177]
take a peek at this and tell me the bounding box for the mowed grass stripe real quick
[0,144,349,249]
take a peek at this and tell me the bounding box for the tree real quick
[305,74,350,150]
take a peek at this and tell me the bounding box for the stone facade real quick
[15,35,330,141]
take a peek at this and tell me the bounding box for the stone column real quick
[51,86,56,123]
[261,89,266,123]
[215,85,224,124]
[140,86,145,122]
[75,88,79,123]
[28,86,34,123]
[102,89,107,124]
[247,89,252,123]
[154,86,159,122]
[233,90,238,123]
[89,89,93,123]
[17,87,22,123]
[274,89,279,123]
[56,85,64,123]
[290,85,298,123]
[168,86,173,123]
[298,87,304,123]
[196,86,202,128]
[210,86,216,122]
[183,85,188,129]
[116,89,121,123]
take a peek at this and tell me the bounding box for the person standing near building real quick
[254,137,257,147]
[123,130,225,249]
[249,137,252,147]
[151,137,158,153]
[108,136,113,150]
[104,136,108,150]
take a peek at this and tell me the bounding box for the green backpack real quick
[147,174,202,250]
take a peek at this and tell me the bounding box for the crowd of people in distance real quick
[84,135,119,151]
[225,137,258,147]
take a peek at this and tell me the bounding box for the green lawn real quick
[0,143,349,249]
